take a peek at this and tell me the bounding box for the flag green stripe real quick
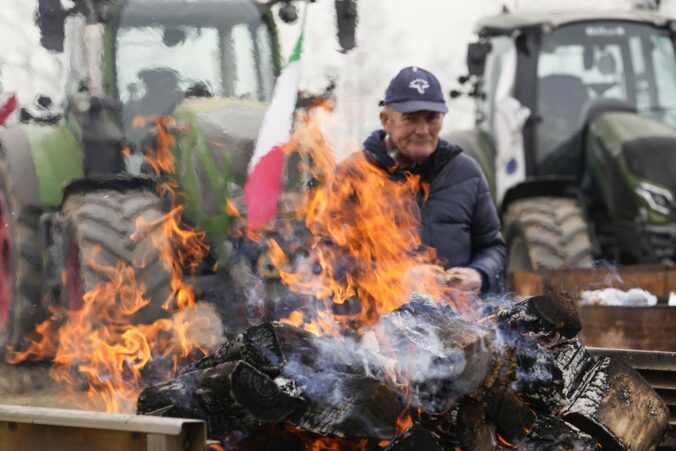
[288,34,303,65]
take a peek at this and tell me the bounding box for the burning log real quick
[137,360,297,436]
[138,292,669,449]
[286,373,401,438]
[144,321,403,439]
[375,295,497,414]
[562,356,670,450]
[497,291,582,339]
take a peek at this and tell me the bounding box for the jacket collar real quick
[362,129,461,180]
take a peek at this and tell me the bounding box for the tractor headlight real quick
[635,182,675,216]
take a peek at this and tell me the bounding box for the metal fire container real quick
[0,404,207,451]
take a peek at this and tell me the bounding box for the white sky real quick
[2,0,676,155]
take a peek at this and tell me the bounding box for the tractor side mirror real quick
[335,0,358,52]
[467,42,492,77]
[278,1,298,23]
[36,0,68,52]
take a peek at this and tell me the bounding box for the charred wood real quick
[286,373,402,439]
[383,425,443,451]
[379,296,497,414]
[563,356,670,450]
[180,322,318,377]
[520,415,597,450]
[486,390,536,444]
[497,291,581,340]
[138,360,297,436]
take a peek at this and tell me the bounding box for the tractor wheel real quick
[503,197,595,271]
[0,159,46,349]
[60,189,173,323]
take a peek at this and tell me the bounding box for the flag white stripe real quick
[247,60,300,173]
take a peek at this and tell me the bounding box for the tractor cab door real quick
[481,36,531,204]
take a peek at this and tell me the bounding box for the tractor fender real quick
[0,123,84,208]
[500,177,579,218]
[0,127,41,207]
[61,174,157,206]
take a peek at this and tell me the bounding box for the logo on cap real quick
[409,79,430,94]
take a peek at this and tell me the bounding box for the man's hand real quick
[403,264,447,292]
[444,267,483,294]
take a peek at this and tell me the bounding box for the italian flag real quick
[244,35,303,229]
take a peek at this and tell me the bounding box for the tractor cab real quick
[114,0,278,150]
[57,0,280,179]
[450,10,676,268]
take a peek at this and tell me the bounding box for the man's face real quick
[380,109,444,163]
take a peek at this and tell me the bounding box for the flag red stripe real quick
[243,146,285,229]
[0,94,17,126]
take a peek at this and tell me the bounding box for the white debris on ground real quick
[581,288,658,306]
[669,292,676,306]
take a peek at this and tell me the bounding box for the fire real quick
[306,436,367,451]
[496,433,519,448]
[267,108,472,334]
[226,199,241,217]
[395,411,413,433]
[8,116,217,412]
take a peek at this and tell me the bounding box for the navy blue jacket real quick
[362,130,506,292]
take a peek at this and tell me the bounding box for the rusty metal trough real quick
[510,265,676,352]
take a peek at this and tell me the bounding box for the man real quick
[362,66,506,293]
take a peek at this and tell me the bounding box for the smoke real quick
[278,294,491,414]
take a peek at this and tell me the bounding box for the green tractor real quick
[0,0,354,348]
[448,9,676,272]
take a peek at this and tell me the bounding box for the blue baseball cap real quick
[380,66,448,114]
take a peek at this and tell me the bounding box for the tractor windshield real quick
[115,0,276,130]
[535,21,676,169]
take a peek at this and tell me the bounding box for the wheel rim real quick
[66,241,85,311]
[507,235,534,272]
[0,192,12,330]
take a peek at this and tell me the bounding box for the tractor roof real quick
[119,0,264,28]
[476,10,675,36]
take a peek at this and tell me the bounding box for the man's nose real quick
[414,120,430,135]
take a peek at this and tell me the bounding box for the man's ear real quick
[379,110,390,131]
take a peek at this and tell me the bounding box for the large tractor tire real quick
[60,188,173,323]
[503,197,595,271]
[0,158,46,349]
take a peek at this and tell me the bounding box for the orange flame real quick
[225,199,241,218]
[497,433,519,448]
[8,116,216,412]
[395,411,413,434]
[268,109,471,337]
[306,437,367,451]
